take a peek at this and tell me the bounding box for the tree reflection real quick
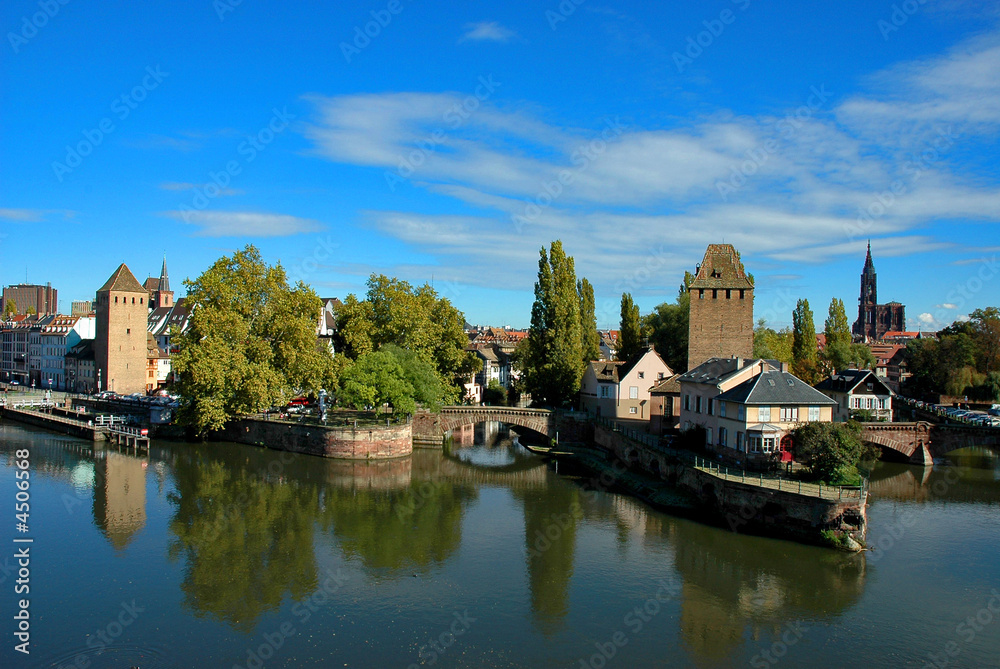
[167,449,320,633]
[320,479,476,574]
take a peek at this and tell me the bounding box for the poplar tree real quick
[792,298,820,382]
[823,297,854,372]
[521,241,583,407]
[617,292,643,361]
[578,278,601,363]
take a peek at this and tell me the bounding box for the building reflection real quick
[92,451,148,551]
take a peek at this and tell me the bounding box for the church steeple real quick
[158,256,170,293]
[862,240,875,275]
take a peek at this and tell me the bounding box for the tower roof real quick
[863,240,875,275]
[159,256,170,293]
[97,264,147,294]
[689,244,754,290]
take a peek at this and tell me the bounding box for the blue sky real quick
[2,0,999,331]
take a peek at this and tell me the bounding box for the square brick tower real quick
[686,244,754,371]
[94,264,149,394]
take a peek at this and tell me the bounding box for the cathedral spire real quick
[863,240,875,275]
[159,256,170,293]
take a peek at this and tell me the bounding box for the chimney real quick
[780,362,789,373]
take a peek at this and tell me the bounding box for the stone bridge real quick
[862,422,1000,465]
[413,406,556,445]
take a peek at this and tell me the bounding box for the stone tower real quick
[686,244,754,371]
[94,264,148,394]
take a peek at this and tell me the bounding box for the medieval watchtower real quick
[686,244,754,371]
[94,264,148,394]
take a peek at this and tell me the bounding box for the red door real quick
[779,435,794,462]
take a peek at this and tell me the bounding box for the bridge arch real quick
[414,407,556,444]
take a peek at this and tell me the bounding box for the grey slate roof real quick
[650,373,682,395]
[716,370,837,405]
[679,357,781,386]
[814,369,894,395]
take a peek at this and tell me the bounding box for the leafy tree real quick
[2,300,17,318]
[25,305,36,316]
[520,241,583,407]
[822,298,853,372]
[644,272,691,372]
[791,421,878,485]
[172,246,335,434]
[753,319,793,363]
[968,307,1000,373]
[334,275,478,396]
[792,299,820,383]
[337,350,416,414]
[617,292,643,361]
[848,343,876,370]
[483,378,507,406]
[383,344,451,409]
[578,278,601,363]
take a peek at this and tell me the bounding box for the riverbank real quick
[531,423,867,550]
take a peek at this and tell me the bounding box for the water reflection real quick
[868,449,1000,504]
[93,452,147,550]
[166,445,320,632]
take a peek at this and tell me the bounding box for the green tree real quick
[521,240,583,407]
[337,350,416,414]
[791,421,878,485]
[335,275,478,396]
[644,272,691,373]
[578,278,601,363]
[483,378,507,406]
[617,292,643,361]
[822,298,853,372]
[25,305,36,316]
[968,307,1000,373]
[172,246,335,434]
[792,299,820,383]
[2,300,17,318]
[382,344,451,409]
[753,319,794,363]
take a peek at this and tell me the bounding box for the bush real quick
[791,421,878,485]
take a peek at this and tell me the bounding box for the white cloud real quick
[936,302,958,309]
[162,211,324,237]
[459,21,516,43]
[301,30,1000,292]
[0,208,75,222]
[159,182,242,196]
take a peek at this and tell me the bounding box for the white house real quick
[814,368,894,422]
[580,346,673,419]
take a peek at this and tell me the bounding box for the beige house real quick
[580,346,672,419]
[679,357,836,463]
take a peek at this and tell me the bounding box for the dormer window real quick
[711,269,722,278]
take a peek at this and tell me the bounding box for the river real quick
[1,420,998,668]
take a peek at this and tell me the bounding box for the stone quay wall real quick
[217,418,412,460]
[594,424,867,547]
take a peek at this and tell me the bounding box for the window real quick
[749,436,760,453]
[720,402,727,418]
[719,427,727,447]
[737,405,745,421]
[866,382,873,391]
[736,432,744,451]
[600,385,609,398]
[629,407,637,414]
[878,398,885,410]
[808,406,820,421]
[696,396,702,413]
[762,437,775,453]
[657,372,664,380]
[684,394,690,411]
[779,407,798,422]
[706,428,713,445]
[757,406,769,422]
[629,386,639,399]
[699,290,704,299]
[638,371,644,379]
[708,398,714,415]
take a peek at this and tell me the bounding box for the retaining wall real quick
[216,418,412,459]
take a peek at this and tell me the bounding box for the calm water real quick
[1,420,999,668]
